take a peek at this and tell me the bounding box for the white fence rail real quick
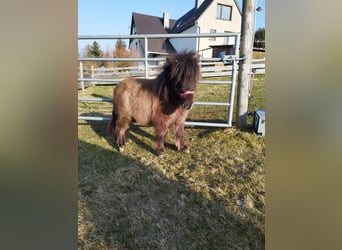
[78,59,265,88]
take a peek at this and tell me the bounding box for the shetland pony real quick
[108,51,200,157]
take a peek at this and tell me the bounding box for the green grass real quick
[78,75,265,249]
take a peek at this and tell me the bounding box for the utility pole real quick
[236,0,256,128]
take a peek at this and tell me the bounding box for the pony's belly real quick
[130,108,152,125]
[132,117,152,126]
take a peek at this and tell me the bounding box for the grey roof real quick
[171,0,214,33]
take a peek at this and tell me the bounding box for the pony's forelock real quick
[167,51,200,84]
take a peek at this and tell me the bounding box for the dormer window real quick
[216,4,232,21]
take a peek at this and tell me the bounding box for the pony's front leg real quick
[171,123,189,154]
[155,127,168,157]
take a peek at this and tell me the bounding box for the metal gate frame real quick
[78,32,240,127]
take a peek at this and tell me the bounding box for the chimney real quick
[163,12,169,29]
[195,0,205,8]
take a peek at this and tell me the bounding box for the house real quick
[129,0,241,58]
[129,12,177,59]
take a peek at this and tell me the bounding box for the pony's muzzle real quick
[183,102,194,110]
[180,90,195,110]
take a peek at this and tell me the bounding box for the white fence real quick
[78,33,251,127]
[78,59,265,89]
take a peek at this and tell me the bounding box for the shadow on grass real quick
[78,139,265,249]
[91,93,113,100]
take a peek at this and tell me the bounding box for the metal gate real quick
[78,32,240,127]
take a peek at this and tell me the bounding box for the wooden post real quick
[91,65,95,86]
[236,0,256,128]
[79,61,84,90]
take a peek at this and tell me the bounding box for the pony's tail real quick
[107,109,116,137]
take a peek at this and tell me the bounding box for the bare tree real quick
[113,39,132,68]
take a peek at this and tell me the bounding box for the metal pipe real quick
[144,37,149,78]
[199,80,232,84]
[194,102,230,106]
[77,97,230,107]
[78,116,111,121]
[78,97,112,102]
[78,57,228,62]
[78,33,240,40]
[78,78,121,82]
[227,33,241,127]
[78,57,149,62]
[185,121,230,127]
[78,78,233,85]
[78,115,230,128]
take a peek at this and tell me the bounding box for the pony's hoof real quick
[182,146,190,154]
[157,148,165,158]
[119,146,125,153]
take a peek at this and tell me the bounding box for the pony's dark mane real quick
[156,51,200,101]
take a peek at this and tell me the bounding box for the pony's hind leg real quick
[107,109,117,138]
[155,126,168,157]
[115,116,131,152]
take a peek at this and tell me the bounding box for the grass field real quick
[78,74,265,249]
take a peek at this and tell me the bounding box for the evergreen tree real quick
[87,41,104,58]
[254,28,265,49]
[86,41,104,67]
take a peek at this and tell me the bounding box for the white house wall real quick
[169,26,198,53]
[197,0,241,58]
[129,38,141,52]
[129,38,144,61]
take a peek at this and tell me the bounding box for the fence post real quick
[79,61,84,90]
[144,36,149,78]
[227,33,240,127]
[236,0,256,128]
[91,65,95,86]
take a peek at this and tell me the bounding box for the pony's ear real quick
[166,55,174,65]
[192,53,199,62]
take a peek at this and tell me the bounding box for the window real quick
[132,25,137,35]
[216,4,232,20]
[224,31,235,45]
[209,29,216,41]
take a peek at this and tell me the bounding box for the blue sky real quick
[78,0,265,53]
